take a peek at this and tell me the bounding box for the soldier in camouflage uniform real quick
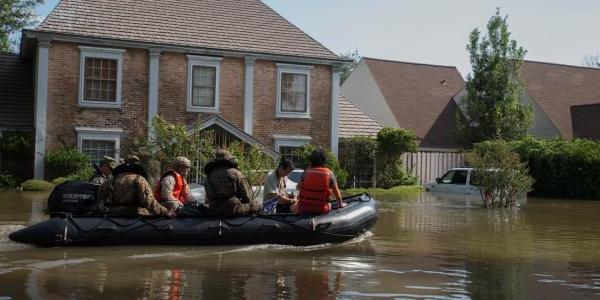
[89,156,117,185]
[204,150,261,216]
[98,158,173,217]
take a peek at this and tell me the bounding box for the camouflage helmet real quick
[173,156,192,169]
[215,149,236,162]
[99,156,118,169]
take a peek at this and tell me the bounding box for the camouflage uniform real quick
[204,150,260,216]
[89,156,117,185]
[98,173,170,217]
[89,172,108,185]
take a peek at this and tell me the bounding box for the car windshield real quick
[287,171,303,183]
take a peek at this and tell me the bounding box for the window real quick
[187,55,222,113]
[276,64,312,118]
[274,135,312,166]
[78,46,124,108]
[75,127,122,165]
[440,170,468,185]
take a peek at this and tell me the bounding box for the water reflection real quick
[1,191,600,299]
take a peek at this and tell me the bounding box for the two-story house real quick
[20,0,346,179]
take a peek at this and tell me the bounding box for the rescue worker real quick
[98,155,174,217]
[89,156,117,185]
[292,149,345,214]
[204,149,260,216]
[262,158,297,214]
[154,157,192,210]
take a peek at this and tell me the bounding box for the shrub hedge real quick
[21,179,54,191]
[511,137,600,199]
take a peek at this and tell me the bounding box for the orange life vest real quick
[298,167,332,214]
[154,170,188,203]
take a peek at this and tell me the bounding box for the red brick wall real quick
[46,42,148,156]
[46,42,332,156]
[253,60,331,148]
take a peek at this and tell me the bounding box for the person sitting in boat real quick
[262,158,297,214]
[98,155,174,218]
[154,157,192,211]
[292,149,345,214]
[89,156,117,185]
[204,149,261,216]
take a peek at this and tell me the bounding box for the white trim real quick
[78,46,125,108]
[273,135,312,152]
[75,127,123,161]
[33,39,50,179]
[148,48,161,136]
[276,64,312,119]
[186,55,222,113]
[244,56,256,134]
[24,30,345,66]
[330,64,341,157]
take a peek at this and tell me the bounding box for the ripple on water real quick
[0,224,33,252]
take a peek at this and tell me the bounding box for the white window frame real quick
[75,127,123,162]
[273,135,312,155]
[187,55,223,113]
[276,63,312,119]
[78,46,125,108]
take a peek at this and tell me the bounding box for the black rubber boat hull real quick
[9,194,378,247]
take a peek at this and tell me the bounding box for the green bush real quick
[376,127,417,163]
[0,131,34,184]
[51,177,69,185]
[21,179,54,191]
[0,173,19,189]
[45,147,90,180]
[511,137,600,199]
[376,160,418,189]
[293,144,348,188]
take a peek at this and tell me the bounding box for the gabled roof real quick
[35,0,339,61]
[189,115,278,158]
[521,60,600,139]
[339,94,383,138]
[363,57,465,147]
[0,53,34,130]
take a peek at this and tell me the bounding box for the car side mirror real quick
[436,178,441,183]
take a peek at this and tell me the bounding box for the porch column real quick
[148,48,161,136]
[33,36,51,179]
[244,56,256,135]
[330,63,342,157]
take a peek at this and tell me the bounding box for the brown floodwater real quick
[0,190,599,299]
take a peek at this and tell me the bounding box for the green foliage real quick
[293,144,348,188]
[511,137,600,199]
[21,179,54,191]
[0,0,43,52]
[377,160,418,189]
[51,177,68,185]
[226,141,276,201]
[343,185,423,196]
[44,146,90,180]
[65,167,94,181]
[456,8,533,146]
[339,49,362,83]
[0,173,19,189]
[466,140,533,208]
[0,131,33,183]
[133,116,216,177]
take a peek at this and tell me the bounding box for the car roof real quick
[449,167,473,171]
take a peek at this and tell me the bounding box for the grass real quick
[343,185,424,196]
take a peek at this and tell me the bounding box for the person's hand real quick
[339,202,347,208]
[166,209,177,218]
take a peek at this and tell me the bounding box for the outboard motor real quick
[47,181,103,217]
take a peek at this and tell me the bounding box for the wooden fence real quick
[402,151,465,185]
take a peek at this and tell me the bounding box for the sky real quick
[33,0,600,77]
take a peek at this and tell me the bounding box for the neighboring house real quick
[19,0,346,179]
[341,57,465,150]
[452,60,600,140]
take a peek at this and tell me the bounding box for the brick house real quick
[20,0,346,179]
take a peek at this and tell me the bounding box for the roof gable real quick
[36,0,339,61]
[363,57,464,147]
[521,60,600,139]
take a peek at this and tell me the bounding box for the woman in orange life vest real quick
[292,149,345,214]
[154,156,192,211]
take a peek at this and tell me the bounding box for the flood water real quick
[1,191,599,299]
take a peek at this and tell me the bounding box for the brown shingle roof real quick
[0,53,34,130]
[364,58,464,148]
[521,60,600,139]
[339,94,383,138]
[36,0,339,61]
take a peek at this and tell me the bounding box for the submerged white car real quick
[424,167,481,195]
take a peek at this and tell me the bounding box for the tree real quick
[456,8,533,146]
[583,54,600,68]
[339,49,361,83]
[0,0,43,52]
[375,127,418,188]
